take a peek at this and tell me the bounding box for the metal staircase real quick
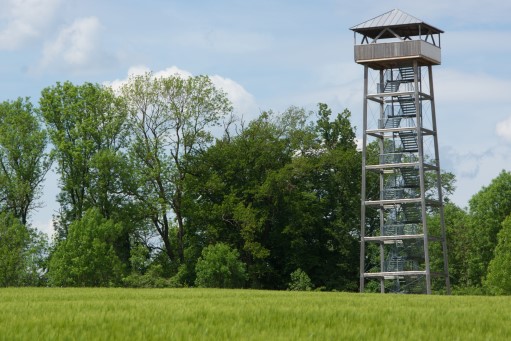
[399,132,419,153]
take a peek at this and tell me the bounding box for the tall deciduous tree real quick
[120,73,232,264]
[39,82,129,235]
[184,105,361,290]
[39,82,134,272]
[0,98,51,225]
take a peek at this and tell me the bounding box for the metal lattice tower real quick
[351,9,450,294]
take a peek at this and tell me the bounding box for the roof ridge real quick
[351,9,423,30]
[350,9,443,35]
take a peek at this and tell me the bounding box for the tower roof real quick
[350,9,443,39]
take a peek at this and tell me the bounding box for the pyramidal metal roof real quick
[350,9,443,38]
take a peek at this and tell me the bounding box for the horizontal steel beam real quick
[364,271,444,279]
[364,270,426,278]
[365,163,438,171]
[367,91,432,100]
[366,127,435,136]
[364,234,425,241]
[365,198,441,206]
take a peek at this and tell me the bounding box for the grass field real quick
[0,288,510,340]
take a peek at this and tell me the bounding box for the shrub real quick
[48,208,124,286]
[195,243,247,288]
[0,212,48,287]
[288,268,313,291]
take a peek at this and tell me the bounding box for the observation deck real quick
[351,9,443,69]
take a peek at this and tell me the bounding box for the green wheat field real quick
[1,288,509,340]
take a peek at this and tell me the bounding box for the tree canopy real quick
[1,74,510,294]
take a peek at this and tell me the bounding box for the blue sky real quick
[1,0,510,235]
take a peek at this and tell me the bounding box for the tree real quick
[120,72,232,264]
[428,202,471,289]
[184,105,361,290]
[48,208,124,287]
[485,214,511,294]
[0,212,48,286]
[0,98,51,225]
[39,82,133,268]
[195,243,247,288]
[183,109,303,288]
[39,82,129,236]
[288,268,313,291]
[466,170,511,286]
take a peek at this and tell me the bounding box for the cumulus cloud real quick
[209,75,256,115]
[443,143,511,207]
[106,66,257,115]
[496,116,511,142]
[105,65,193,91]
[435,69,511,104]
[36,16,112,72]
[0,0,61,50]
[441,146,491,180]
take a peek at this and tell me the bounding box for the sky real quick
[1,0,510,236]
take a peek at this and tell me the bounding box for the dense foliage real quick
[48,208,124,286]
[194,243,247,288]
[0,212,47,286]
[0,74,510,293]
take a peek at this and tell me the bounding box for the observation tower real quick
[351,9,450,294]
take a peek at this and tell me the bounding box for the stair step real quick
[396,96,416,116]
[399,131,418,152]
[382,116,401,129]
[399,67,415,82]
[401,168,420,187]
[384,82,400,93]
[402,205,421,223]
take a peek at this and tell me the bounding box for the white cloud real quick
[0,0,61,50]
[496,116,511,142]
[37,16,107,71]
[442,146,491,180]
[210,75,256,115]
[153,66,193,79]
[436,68,511,104]
[444,144,511,208]
[106,66,256,116]
[105,65,193,92]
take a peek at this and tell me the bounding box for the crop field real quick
[0,288,510,340]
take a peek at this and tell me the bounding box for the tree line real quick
[0,73,510,293]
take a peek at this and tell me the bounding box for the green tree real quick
[467,170,511,286]
[428,202,471,289]
[0,212,48,286]
[288,268,313,291]
[0,98,51,225]
[183,109,302,288]
[184,105,361,290]
[485,214,511,294]
[39,82,129,235]
[48,208,124,286]
[195,243,247,288]
[120,73,232,264]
